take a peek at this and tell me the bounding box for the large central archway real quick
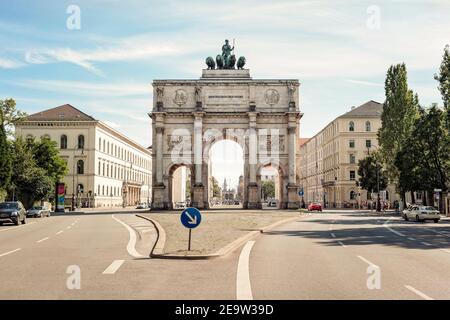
[150,67,302,210]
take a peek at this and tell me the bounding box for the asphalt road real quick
[1,210,450,299]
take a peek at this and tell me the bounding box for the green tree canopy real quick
[0,98,27,136]
[261,180,275,200]
[31,136,68,182]
[434,45,450,128]
[357,153,388,194]
[378,63,420,188]
[0,125,12,193]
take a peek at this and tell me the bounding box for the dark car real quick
[0,201,27,226]
[308,203,322,212]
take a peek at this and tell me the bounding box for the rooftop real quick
[24,104,96,121]
[339,100,383,118]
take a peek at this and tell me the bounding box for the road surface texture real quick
[0,210,449,299]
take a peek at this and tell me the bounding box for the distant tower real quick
[223,178,228,191]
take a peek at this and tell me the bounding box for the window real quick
[350,191,357,200]
[349,140,355,148]
[77,184,84,194]
[99,138,102,150]
[349,121,355,132]
[77,160,84,174]
[60,135,68,149]
[366,140,371,148]
[349,154,356,164]
[350,170,356,181]
[98,161,101,175]
[365,121,371,132]
[98,185,100,195]
[78,135,85,149]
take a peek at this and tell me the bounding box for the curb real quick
[135,214,166,256]
[136,213,307,260]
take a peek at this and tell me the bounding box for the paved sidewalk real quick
[141,210,302,256]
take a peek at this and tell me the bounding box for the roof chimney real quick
[351,106,356,110]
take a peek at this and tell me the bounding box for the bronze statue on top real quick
[205,40,246,70]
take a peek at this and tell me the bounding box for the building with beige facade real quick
[298,101,398,209]
[15,104,152,209]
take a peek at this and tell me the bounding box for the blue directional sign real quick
[298,189,304,197]
[180,207,202,229]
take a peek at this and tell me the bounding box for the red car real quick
[308,203,322,212]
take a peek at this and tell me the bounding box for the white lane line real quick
[383,218,405,237]
[405,285,434,300]
[0,222,37,233]
[0,248,21,257]
[56,230,64,235]
[357,255,379,268]
[328,225,333,231]
[102,260,125,274]
[66,226,71,229]
[36,237,49,243]
[236,241,255,300]
[440,248,450,253]
[408,237,416,241]
[338,240,347,248]
[112,215,144,258]
[421,242,432,246]
[330,233,336,238]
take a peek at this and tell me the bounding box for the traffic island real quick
[137,210,305,259]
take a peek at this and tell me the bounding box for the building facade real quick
[298,101,398,209]
[15,104,152,209]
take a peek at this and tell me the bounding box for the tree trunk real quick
[410,191,415,204]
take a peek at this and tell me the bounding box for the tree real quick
[210,176,221,198]
[31,136,68,182]
[0,124,12,195]
[378,63,419,193]
[9,138,54,209]
[0,98,27,137]
[357,153,388,200]
[434,45,450,112]
[261,180,275,200]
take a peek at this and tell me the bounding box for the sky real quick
[1,0,449,189]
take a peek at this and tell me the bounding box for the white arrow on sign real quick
[184,211,197,225]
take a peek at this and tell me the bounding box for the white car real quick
[403,205,440,223]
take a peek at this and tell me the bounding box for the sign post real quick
[180,207,202,251]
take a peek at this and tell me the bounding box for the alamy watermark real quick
[66,5,81,30]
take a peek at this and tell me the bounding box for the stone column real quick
[247,112,260,209]
[286,123,299,209]
[192,112,205,208]
[152,113,166,210]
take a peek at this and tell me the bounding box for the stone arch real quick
[164,162,193,210]
[257,161,288,209]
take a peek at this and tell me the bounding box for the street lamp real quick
[71,144,84,211]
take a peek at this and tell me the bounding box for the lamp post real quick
[71,144,84,211]
[334,176,337,208]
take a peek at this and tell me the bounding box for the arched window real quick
[349,121,355,132]
[77,160,84,174]
[350,191,357,200]
[60,135,68,149]
[365,121,371,132]
[78,135,85,149]
[77,184,84,194]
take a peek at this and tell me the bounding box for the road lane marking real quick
[405,285,433,300]
[236,241,255,300]
[0,222,37,233]
[0,248,21,257]
[66,226,71,229]
[102,260,125,274]
[112,215,144,258]
[36,237,49,243]
[440,248,450,253]
[408,238,416,241]
[338,241,347,248]
[421,242,432,246]
[56,230,63,235]
[330,233,336,238]
[383,218,405,237]
[357,255,379,268]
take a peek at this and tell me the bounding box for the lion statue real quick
[205,56,216,69]
[237,56,246,70]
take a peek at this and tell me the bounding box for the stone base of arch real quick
[246,183,261,209]
[287,184,300,209]
[152,184,166,210]
[192,184,206,209]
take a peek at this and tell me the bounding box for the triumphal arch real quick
[150,41,302,210]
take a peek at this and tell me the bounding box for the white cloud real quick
[346,79,383,87]
[0,57,24,69]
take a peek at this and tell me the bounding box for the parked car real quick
[136,203,148,209]
[403,205,440,223]
[27,205,51,218]
[308,203,322,212]
[174,201,186,209]
[267,200,278,207]
[0,201,27,225]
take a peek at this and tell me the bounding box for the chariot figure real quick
[221,39,234,66]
